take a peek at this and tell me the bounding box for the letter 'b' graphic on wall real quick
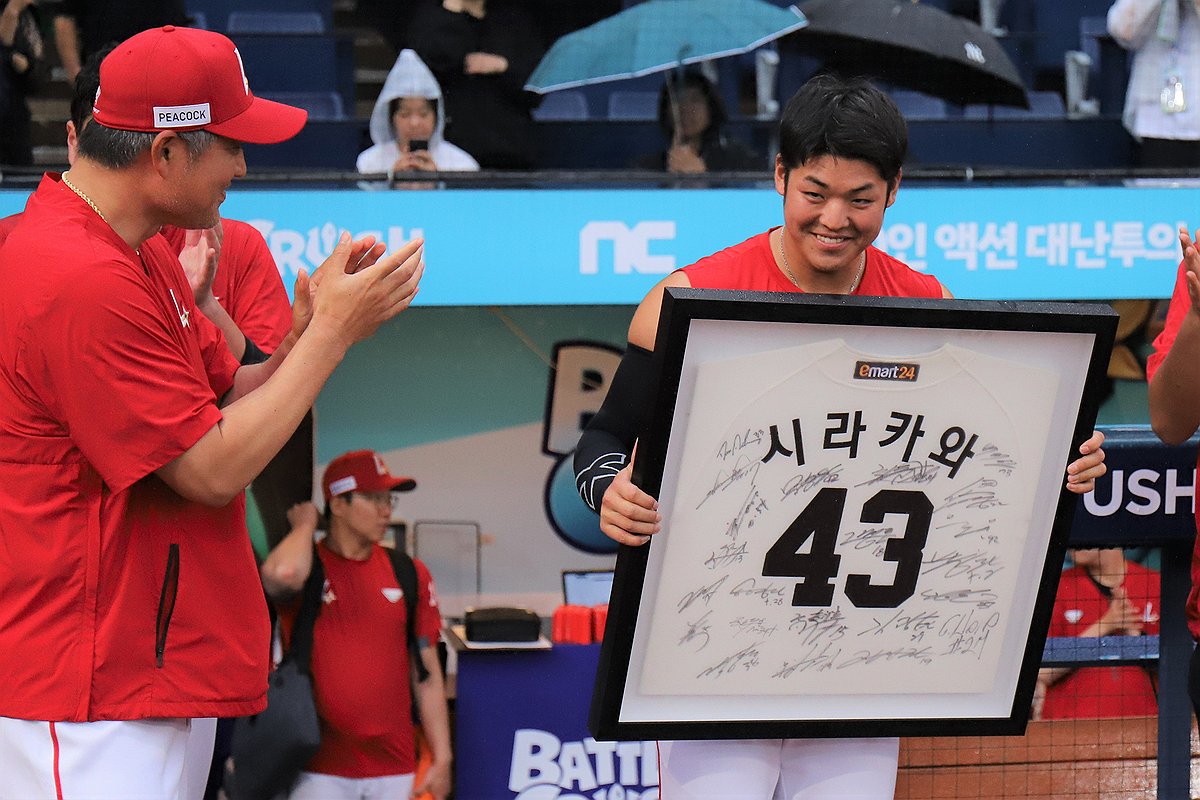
[543,342,623,553]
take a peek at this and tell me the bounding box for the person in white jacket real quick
[356,48,479,179]
[1108,0,1200,167]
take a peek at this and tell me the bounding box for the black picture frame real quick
[590,288,1117,741]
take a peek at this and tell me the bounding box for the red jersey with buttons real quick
[681,229,944,298]
[0,174,267,721]
[283,542,443,778]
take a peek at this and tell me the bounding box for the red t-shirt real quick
[0,174,268,721]
[281,543,443,778]
[161,219,292,352]
[681,229,945,299]
[0,210,21,246]
[1041,562,1160,719]
[1145,260,1200,641]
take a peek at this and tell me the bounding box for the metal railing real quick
[5,165,1200,189]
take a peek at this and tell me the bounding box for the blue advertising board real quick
[455,645,658,800]
[1071,426,1198,547]
[0,184,1191,303]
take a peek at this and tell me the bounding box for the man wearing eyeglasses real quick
[261,450,452,800]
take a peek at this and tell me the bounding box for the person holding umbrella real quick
[633,68,761,174]
[573,73,1108,799]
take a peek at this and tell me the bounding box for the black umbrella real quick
[793,0,1029,108]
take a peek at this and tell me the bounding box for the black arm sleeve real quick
[573,343,654,513]
[239,336,269,366]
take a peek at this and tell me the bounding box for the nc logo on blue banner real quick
[509,730,659,800]
[579,221,676,275]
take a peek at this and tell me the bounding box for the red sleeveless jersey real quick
[681,229,943,299]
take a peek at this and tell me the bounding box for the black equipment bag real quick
[228,548,324,800]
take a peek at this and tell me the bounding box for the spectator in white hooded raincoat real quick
[356,48,479,178]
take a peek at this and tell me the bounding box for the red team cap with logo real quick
[92,25,307,144]
[322,450,417,501]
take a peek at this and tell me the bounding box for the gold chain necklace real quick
[777,228,866,294]
[62,171,141,256]
[61,171,108,224]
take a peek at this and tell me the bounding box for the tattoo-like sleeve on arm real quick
[572,343,654,512]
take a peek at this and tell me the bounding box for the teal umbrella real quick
[525,0,808,93]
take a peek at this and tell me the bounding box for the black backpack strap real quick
[387,547,430,683]
[287,544,325,674]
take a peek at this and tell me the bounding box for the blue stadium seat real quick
[187,0,332,32]
[964,90,1066,120]
[533,91,589,121]
[1079,15,1132,115]
[227,11,325,34]
[187,10,208,29]
[607,90,659,121]
[258,91,345,121]
[1079,15,1107,82]
[232,34,338,93]
[1079,16,1107,62]
[1033,0,1109,76]
[242,119,362,169]
[889,89,948,120]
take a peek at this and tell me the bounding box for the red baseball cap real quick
[92,25,307,144]
[322,450,417,501]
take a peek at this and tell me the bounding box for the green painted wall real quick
[314,305,634,460]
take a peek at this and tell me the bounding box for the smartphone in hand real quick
[408,139,429,152]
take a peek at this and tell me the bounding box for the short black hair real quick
[657,68,727,140]
[71,43,116,134]
[778,73,907,187]
[387,96,439,127]
[77,124,215,169]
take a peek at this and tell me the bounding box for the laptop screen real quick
[562,569,615,607]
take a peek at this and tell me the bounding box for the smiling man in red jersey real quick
[574,73,1108,800]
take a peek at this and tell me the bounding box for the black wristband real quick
[239,336,269,366]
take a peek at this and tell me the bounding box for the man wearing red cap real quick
[261,451,451,800]
[0,41,293,365]
[0,26,426,800]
